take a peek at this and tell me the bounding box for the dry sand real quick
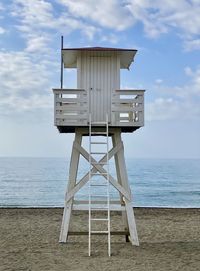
[0,208,199,271]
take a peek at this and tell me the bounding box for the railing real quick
[53,88,145,127]
[112,90,145,126]
[53,89,88,126]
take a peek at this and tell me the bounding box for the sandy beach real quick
[0,208,199,271]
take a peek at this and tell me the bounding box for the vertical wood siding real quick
[77,51,120,122]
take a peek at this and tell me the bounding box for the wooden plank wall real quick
[77,51,120,122]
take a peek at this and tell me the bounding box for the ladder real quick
[88,114,111,256]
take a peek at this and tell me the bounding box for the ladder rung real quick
[90,218,108,221]
[91,162,107,165]
[91,142,107,145]
[91,152,107,154]
[90,184,108,187]
[90,194,108,197]
[91,231,109,233]
[91,172,108,175]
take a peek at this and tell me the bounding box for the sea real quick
[0,157,200,208]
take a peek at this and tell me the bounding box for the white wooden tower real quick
[53,40,145,256]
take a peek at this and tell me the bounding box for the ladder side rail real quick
[106,113,111,257]
[88,113,92,256]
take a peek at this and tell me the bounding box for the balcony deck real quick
[53,89,145,133]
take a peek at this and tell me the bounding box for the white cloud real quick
[184,39,200,52]
[11,0,100,52]
[0,2,5,34]
[147,96,200,121]
[146,97,182,121]
[184,66,193,76]
[127,0,200,47]
[0,2,5,11]
[0,26,5,34]
[146,66,200,121]
[25,34,51,53]
[162,67,200,98]
[0,50,54,115]
[81,25,99,41]
[58,0,134,31]
[155,79,163,85]
[11,0,55,29]
[101,33,119,44]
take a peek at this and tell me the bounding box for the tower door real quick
[89,57,112,122]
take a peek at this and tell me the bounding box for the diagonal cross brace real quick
[65,141,122,202]
[65,141,131,202]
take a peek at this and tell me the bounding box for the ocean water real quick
[0,157,199,208]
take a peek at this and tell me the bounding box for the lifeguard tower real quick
[53,40,145,256]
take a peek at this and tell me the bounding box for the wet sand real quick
[0,208,199,271]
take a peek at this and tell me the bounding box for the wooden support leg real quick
[124,200,139,245]
[112,133,129,240]
[113,131,139,246]
[59,132,82,243]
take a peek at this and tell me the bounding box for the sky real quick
[0,0,200,159]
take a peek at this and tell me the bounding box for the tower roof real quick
[62,47,137,69]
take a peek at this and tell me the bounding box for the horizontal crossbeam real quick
[68,231,129,236]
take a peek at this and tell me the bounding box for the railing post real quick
[111,89,145,127]
[54,93,59,126]
[53,89,88,126]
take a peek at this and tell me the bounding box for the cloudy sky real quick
[0,0,200,158]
